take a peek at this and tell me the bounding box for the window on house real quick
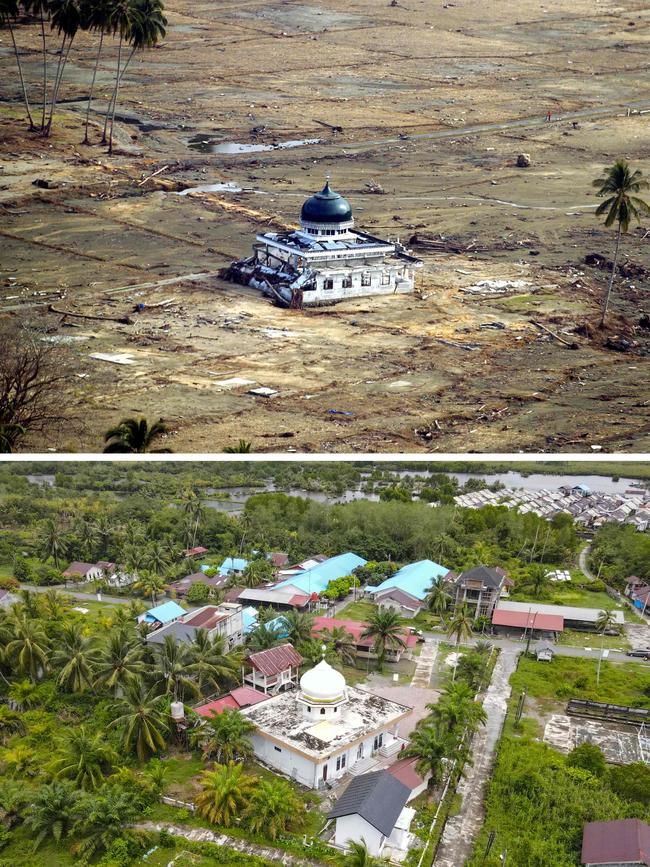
[373,734,383,751]
[342,276,352,289]
[307,706,311,713]
[336,754,347,771]
[274,746,282,753]
[320,708,326,715]
[324,279,334,290]
[382,273,390,285]
[361,273,371,287]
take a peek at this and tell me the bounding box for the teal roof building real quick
[367,559,448,601]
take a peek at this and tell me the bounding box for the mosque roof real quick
[301,181,352,224]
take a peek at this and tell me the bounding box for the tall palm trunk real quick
[8,22,35,129]
[39,8,47,132]
[108,43,136,154]
[83,30,104,144]
[46,34,75,135]
[103,41,137,144]
[600,222,621,327]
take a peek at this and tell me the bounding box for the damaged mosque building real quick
[223,180,423,307]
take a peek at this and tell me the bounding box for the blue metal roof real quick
[142,600,185,624]
[273,552,367,596]
[367,559,448,601]
[218,557,249,576]
[242,606,259,633]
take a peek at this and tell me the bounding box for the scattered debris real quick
[327,409,354,416]
[137,165,169,186]
[584,253,649,280]
[312,119,343,133]
[516,153,531,168]
[460,279,531,296]
[364,179,385,194]
[89,352,136,365]
[49,304,132,324]
[248,386,279,398]
[530,319,579,348]
[437,338,481,351]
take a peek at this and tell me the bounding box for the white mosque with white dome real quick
[241,651,412,789]
[224,180,423,307]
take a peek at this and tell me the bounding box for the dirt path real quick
[135,821,324,866]
[433,648,520,867]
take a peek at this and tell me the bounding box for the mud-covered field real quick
[1,0,649,452]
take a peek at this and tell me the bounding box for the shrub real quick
[0,577,18,591]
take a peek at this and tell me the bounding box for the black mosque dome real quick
[300,181,352,224]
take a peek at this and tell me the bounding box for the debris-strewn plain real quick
[1,0,649,452]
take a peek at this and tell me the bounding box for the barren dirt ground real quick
[1,0,649,453]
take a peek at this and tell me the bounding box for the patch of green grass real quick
[0,826,77,866]
[337,600,376,621]
[557,629,630,651]
[510,655,650,711]
[161,752,205,798]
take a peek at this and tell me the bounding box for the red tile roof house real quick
[312,616,417,664]
[194,686,269,718]
[582,819,650,866]
[243,644,303,695]
[182,546,209,558]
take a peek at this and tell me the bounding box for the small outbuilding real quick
[535,642,555,662]
[328,770,412,856]
[137,600,185,629]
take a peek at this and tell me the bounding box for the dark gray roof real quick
[301,181,352,224]
[458,565,505,589]
[146,620,198,645]
[375,587,422,608]
[327,770,410,837]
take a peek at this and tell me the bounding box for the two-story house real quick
[145,603,244,649]
[242,644,303,694]
[448,565,511,620]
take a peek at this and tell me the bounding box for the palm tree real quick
[71,790,140,859]
[103,417,171,453]
[82,0,109,143]
[134,569,165,605]
[281,610,314,646]
[596,609,617,634]
[361,609,406,672]
[319,625,356,665]
[15,587,42,618]
[593,160,650,325]
[425,581,451,620]
[77,518,99,561]
[45,0,83,134]
[298,637,340,669]
[41,588,70,622]
[224,440,253,453]
[446,604,473,647]
[192,707,256,763]
[7,678,39,710]
[186,630,239,694]
[5,614,49,681]
[0,706,25,744]
[153,634,199,702]
[108,680,168,760]
[431,681,487,736]
[243,777,304,840]
[195,762,255,827]
[345,840,388,866]
[49,726,117,790]
[401,720,453,784]
[106,0,167,155]
[94,632,143,696]
[246,622,285,652]
[1,743,36,777]
[146,539,170,576]
[23,0,50,131]
[52,622,99,693]
[41,517,68,568]
[24,781,81,851]
[0,0,36,128]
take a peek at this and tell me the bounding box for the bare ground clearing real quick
[1,0,649,452]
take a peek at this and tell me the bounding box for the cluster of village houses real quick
[51,545,640,860]
[454,482,650,531]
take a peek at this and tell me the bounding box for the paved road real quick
[434,648,520,867]
[19,583,131,606]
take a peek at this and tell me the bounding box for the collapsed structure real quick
[223,181,423,307]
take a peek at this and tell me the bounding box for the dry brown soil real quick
[1,0,649,453]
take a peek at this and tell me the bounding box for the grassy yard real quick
[510,654,650,712]
[337,600,375,621]
[557,629,630,651]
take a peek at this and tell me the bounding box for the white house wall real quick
[334,815,384,856]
